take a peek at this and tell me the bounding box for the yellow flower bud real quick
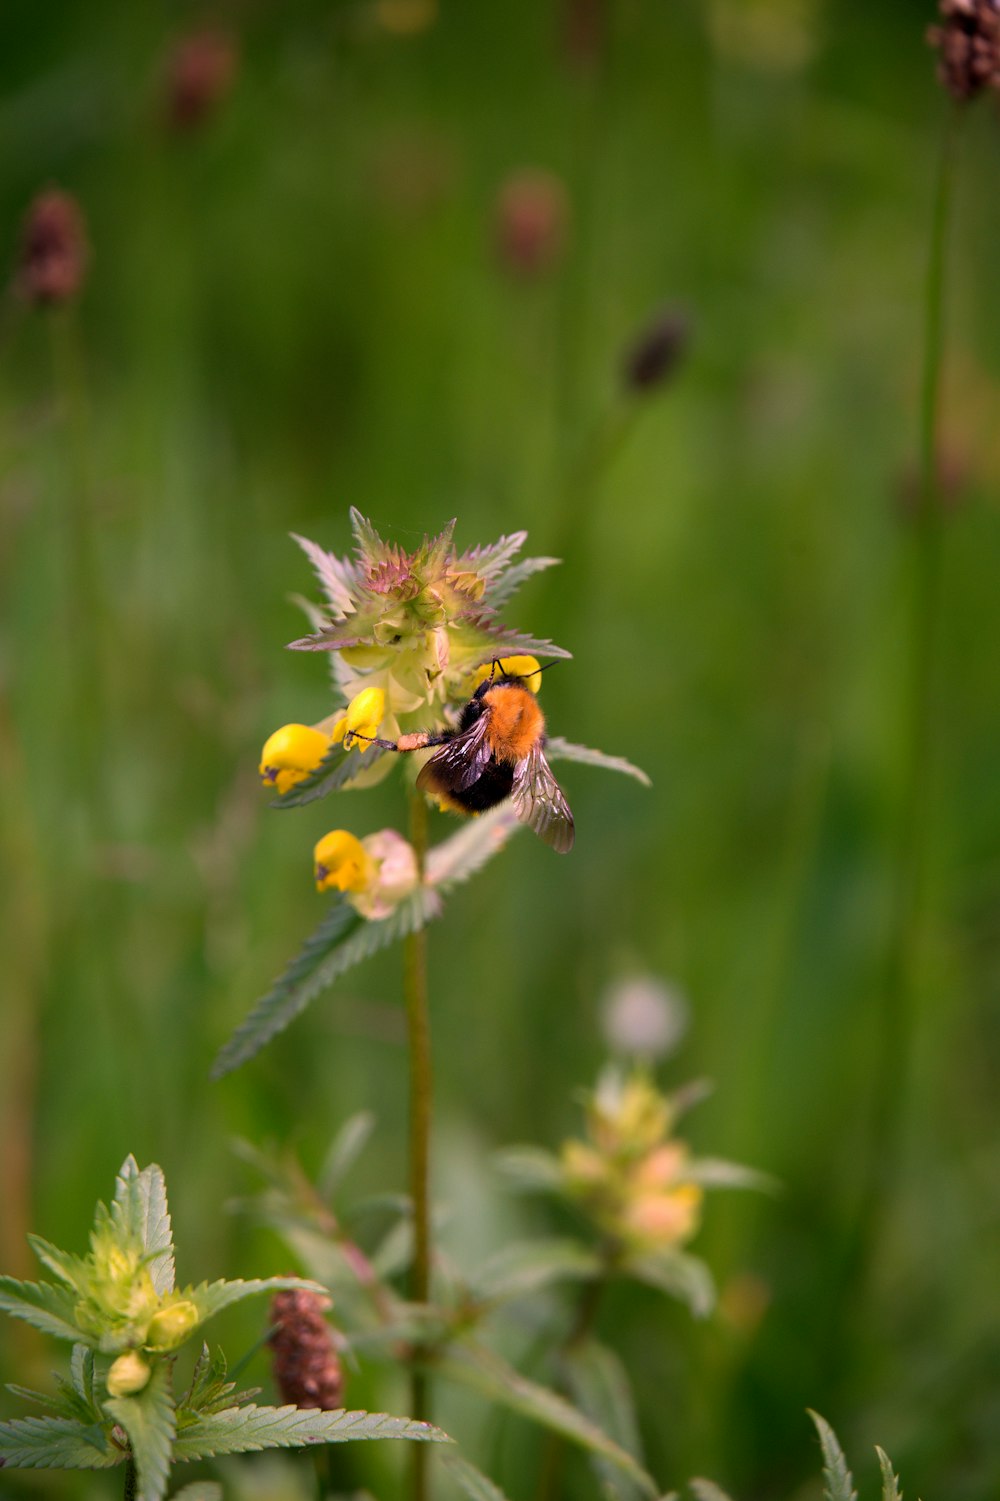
[469,655,542,694]
[560,1139,609,1190]
[145,1299,200,1351]
[314,830,378,894]
[342,686,386,751]
[106,1351,152,1397]
[259,724,331,795]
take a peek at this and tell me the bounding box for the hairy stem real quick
[405,790,432,1501]
[854,101,962,1287]
[123,1458,137,1501]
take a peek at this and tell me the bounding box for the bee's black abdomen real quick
[450,757,515,812]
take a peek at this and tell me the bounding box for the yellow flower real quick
[145,1299,200,1352]
[314,830,378,894]
[106,1351,151,1397]
[331,686,387,752]
[259,724,331,795]
[469,655,542,694]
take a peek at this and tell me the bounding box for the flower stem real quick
[855,101,962,1285]
[123,1458,137,1501]
[535,1272,608,1501]
[404,789,432,1501]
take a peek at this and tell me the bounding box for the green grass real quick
[2,2,1000,1496]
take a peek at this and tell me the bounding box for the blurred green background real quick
[2,0,1000,1496]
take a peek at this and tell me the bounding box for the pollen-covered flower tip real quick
[342,685,386,750]
[106,1351,151,1397]
[313,830,378,894]
[259,724,331,795]
[145,1299,200,1351]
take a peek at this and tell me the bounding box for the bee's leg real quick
[345,729,451,753]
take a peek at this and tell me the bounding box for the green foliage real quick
[444,1454,516,1501]
[562,1337,646,1501]
[0,1158,450,1498]
[809,1411,859,1501]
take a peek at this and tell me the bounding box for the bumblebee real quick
[352,662,575,853]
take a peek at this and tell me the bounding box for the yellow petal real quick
[259,724,331,791]
[106,1351,151,1397]
[344,686,386,751]
[469,655,542,694]
[314,830,378,894]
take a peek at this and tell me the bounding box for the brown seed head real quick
[164,29,238,131]
[269,1289,344,1411]
[494,170,569,279]
[927,0,1000,100]
[561,0,608,71]
[19,190,88,306]
[622,308,691,394]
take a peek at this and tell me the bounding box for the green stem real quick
[854,101,962,1285]
[405,790,432,1501]
[535,1272,608,1501]
[124,1457,137,1501]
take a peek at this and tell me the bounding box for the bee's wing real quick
[511,742,575,853]
[416,715,493,795]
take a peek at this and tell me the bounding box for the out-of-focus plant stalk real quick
[535,1266,609,1501]
[404,789,433,1501]
[860,102,962,1265]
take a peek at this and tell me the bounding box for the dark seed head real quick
[269,1289,344,1411]
[927,0,1000,100]
[163,28,238,131]
[494,170,569,279]
[622,308,691,394]
[18,189,88,307]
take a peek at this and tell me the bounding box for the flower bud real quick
[469,655,542,694]
[314,830,378,894]
[259,724,331,795]
[145,1299,200,1351]
[19,189,88,307]
[350,829,418,919]
[620,1183,702,1250]
[106,1351,151,1397]
[269,1289,344,1410]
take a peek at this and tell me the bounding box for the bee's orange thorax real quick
[483,684,545,763]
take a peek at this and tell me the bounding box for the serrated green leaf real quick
[438,1344,657,1499]
[5,1383,70,1415]
[683,1159,778,1193]
[212,890,440,1078]
[483,555,560,608]
[444,1454,514,1501]
[173,1404,448,1461]
[0,1414,119,1470]
[169,1485,224,1501]
[472,1239,602,1303]
[425,805,521,892]
[187,1275,323,1326]
[291,532,356,616]
[105,1358,176,1501]
[689,1480,736,1501]
[808,1412,858,1501]
[563,1337,644,1501]
[0,1275,85,1344]
[112,1158,175,1295]
[70,1344,96,1408]
[624,1250,715,1318]
[25,1236,88,1291]
[545,738,651,787]
[458,530,528,579]
[318,1112,376,1199]
[876,1446,903,1501]
[493,1146,564,1192]
[462,623,572,669]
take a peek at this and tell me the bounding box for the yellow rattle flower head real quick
[259,724,331,795]
[469,655,542,694]
[314,830,378,894]
[336,686,386,752]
